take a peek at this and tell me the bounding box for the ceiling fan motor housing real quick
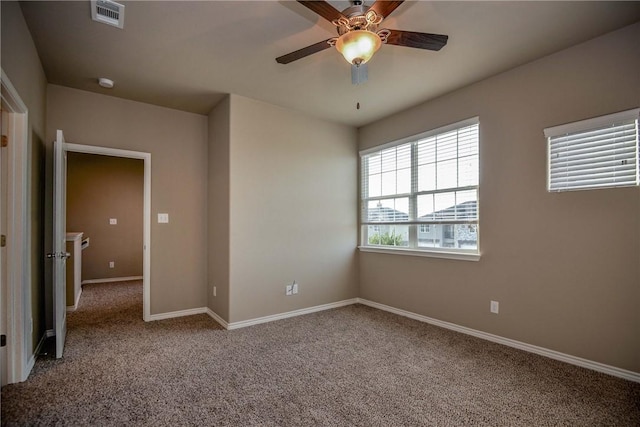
[335,4,382,35]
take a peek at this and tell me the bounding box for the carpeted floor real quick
[2,280,639,426]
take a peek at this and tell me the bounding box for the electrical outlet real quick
[285,285,293,296]
[109,261,115,269]
[109,218,117,225]
[292,282,298,294]
[213,286,217,297]
[490,300,499,314]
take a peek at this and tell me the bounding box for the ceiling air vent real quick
[91,0,125,29]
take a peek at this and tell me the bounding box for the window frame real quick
[359,117,480,261]
[544,108,640,192]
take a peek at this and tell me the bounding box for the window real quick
[360,118,479,258]
[545,109,639,192]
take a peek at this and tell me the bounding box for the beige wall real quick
[225,95,358,323]
[66,152,143,281]
[358,23,640,372]
[46,85,208,317]
[207,96,230,319]
[1,1,48,353]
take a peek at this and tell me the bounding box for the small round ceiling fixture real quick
[98,77,114,89]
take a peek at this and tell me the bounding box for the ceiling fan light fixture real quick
[335,30,381,66]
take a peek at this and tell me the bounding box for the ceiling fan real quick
[276,0,448,82]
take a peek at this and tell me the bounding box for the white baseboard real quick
[66,288,83,312]
[206,309,229,329]
[23,333,48,381]
[81,276,143,285]
[357,298,640,383]
[223,298,360,330]
[146,306,208,321]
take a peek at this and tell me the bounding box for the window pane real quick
[437,131,458,161]
[417,137,436,164]
[458,125,479,157]
[367,153,381,174]
[418,163,436,192]
[368,173,381,198]
[456,189,478,220]
[367,224,409,247]
[458,154,479,187]
[417,224,477,249]
[455,224,478,249]
[366,198,409,222]
[434,192,456,220]
[397,144,411,169]
[437,158,457,190]
[417,194,434,220]
[381,171,396,196]
[397,168,411,194]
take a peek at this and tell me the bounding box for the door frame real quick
[64,143,151,320]
[1,69,32,383]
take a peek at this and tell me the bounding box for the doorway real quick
[66,152,144,311]
[63,144,151,321]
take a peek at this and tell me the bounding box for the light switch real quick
[158,213,169,223]
[109,218,117,225]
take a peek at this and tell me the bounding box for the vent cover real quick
[91,0,125,29]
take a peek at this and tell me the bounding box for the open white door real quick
[51,130,68,358]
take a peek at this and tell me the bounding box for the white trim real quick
[81,276,143,285]
[146,307,208,322]
[63,143,151,321]
[543,108,640,138]
[26,333,48,375]
[358,246,480,261]
[205,308,229,329]
[225,299,360,330]
[66,287,82,312]
[357,298,640,383]
[1,69,32,383]
[359,116,480,156]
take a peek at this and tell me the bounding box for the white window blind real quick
[545,109,640,192]
[360,118,479,254]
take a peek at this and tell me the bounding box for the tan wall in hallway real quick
[46,85,208,318]
[358,23,640,373]
[66,152,143,281]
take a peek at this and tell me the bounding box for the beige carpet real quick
[2,280,639,426]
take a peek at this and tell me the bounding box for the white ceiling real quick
[20,1,640,127]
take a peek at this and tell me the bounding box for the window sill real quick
[358,246,481,262]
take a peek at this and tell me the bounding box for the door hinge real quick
[1,234,5,247]
[1,135,7,147]
[1,335,6,347]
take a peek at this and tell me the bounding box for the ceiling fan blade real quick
[385,29,448,51]
[297,1,346,23]
[276,39,333,64]
[369,1,404,19]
